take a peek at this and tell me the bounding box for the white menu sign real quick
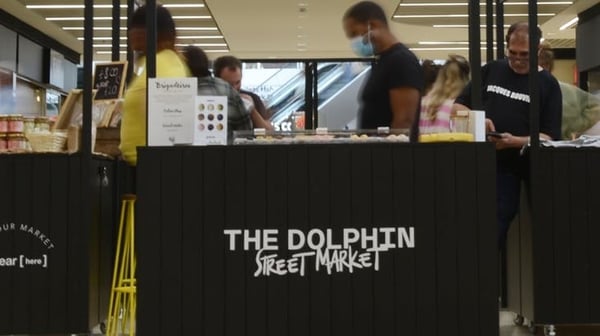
[148,77,197,146]
[194,96,228,146]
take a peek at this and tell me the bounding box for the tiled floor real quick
[500,311,600,336]
[9,313,600,335]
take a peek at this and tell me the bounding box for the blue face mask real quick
[350,25,374,57]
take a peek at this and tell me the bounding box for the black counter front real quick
[137,143,498,336]
[0,153,117,335]
[508,147,600,327]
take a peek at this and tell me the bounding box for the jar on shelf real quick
[34,116,50,132]
[7,132,28,152]
[8,115,24,133]
[0,132,7,151]
[0,115,8,133]
[23,116,36,133]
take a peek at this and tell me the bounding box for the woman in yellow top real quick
[120,4,190,166]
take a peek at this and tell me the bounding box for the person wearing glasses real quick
[453,22,562,248]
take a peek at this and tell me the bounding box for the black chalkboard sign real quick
[93,61,127,100]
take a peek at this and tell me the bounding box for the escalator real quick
[267,63,350,127]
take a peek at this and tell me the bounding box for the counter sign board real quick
[224,227,415,277]
[93,61,127,100]
[194,96,228,146]
[148,77,197,146]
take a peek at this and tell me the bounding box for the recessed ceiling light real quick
[175,43,228,47]
[418,41,497,45]
[163,4,205,8]
[47,16,127,21]
[63,26,128,30]
[93,44,128,48]
[433,24,511,28]
[50,16,211,21]
[411,47,487,51]
[559,17,578,30]
[395,13,554,18]
[28,4,204,9]
[176,27,219,31]
[78,36,128,40]
[172,16,211,20]
[176,36,224,39]
[399,1,572,6]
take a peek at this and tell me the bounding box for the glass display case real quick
[233,128,410,145]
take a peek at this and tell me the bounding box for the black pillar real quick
[579,71,589,91]
[112,0,120,62]
[304,61,314,130]
[486,0,494,62]
[496,0,505,59]
[126,0,134,83]
[145,0,157,145]
[83,0,93,156]
[528,0,540,148]
[469,0,482,109]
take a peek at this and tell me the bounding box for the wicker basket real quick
[26,131,68,153]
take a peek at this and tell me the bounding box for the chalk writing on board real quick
[93,62,127,100]
[223,227,415,276]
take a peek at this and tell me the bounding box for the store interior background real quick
[0,0,598,129]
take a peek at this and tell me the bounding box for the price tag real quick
[377,127,390,134]
[316,127,328,135]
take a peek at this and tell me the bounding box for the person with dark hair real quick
[454,21,562,248]
[182,46,252,138]
[419,55,470,134]
[342,1,423,138]
[422,59,441,95]
[120,4,190,166]
[213,56,273,129]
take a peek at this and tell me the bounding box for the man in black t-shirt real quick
[342,1,423,139]
[454,22,562,248]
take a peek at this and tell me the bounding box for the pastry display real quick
[233,129,410,145]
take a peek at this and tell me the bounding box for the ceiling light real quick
[176,27,219,31]
[559,17,578,30]
[175,43,228,47]
[418,41,497,45]
[47,16,127,21]
[176,36,224,39]
[93,44,128,48]
[28,4,126,9]
[395,13,554,18]
[28,4,204,9]
[63,27,128,30]
[163,4,205,8]
[78,37,128,40]
[399,1,571,6]
[172,16,211,20]
[411,47,487,51]
[50,15,211,21]
[433,24,511,28]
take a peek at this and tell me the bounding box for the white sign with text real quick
[148,77,197,146]
[224,227,415,277]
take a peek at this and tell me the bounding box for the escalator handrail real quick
[270,64,350,124]
[265,63,340,108]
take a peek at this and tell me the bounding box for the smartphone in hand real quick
[486,131,503,139]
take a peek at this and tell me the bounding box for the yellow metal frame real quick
[107,194,137,336]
